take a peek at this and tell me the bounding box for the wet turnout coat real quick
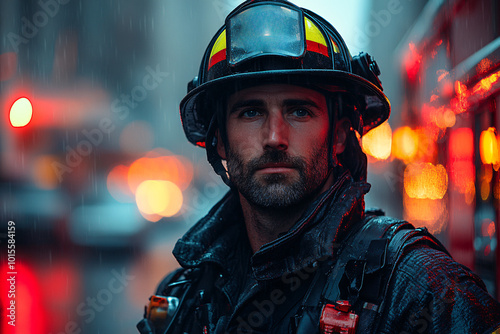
[138,172,500,333]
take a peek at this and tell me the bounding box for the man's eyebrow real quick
[283,99,321,109]
[228,99,265,114]
[229,98,321,114]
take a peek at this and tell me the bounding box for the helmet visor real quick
[227,4,305,66]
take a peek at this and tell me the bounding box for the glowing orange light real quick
[477,58,493,74]
[135,180,183,219]
[450,81,470,114]
[392,127,419,162]
[472,70,500,97]
[480,127,500,165]
[128,153,193,193]
[483,165,493,182]
[9,97,33,127]
[433,106,455,128]
[399,127,437,162]
[481,219,495,238]
[480,179,490,201]
[107,165,134,203]
[404,163,448,199]
[362,121,392,160]
[403,194,447,234]
[442,108,456,128]
[423,104,456,129]
[128,157,174,193]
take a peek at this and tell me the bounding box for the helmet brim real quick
[180,69,390,146]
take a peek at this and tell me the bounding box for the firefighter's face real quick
[218,84,345,208]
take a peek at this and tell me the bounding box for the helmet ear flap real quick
[205,114,233,187]
[351,52,383,90]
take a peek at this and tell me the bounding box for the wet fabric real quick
[145,173,500,333]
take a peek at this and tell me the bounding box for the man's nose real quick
[263,112,288,151]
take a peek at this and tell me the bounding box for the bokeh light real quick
[135,180,183,219]
[449,128,475,194]
[1,264,46,334]
[392,126,419,162]
[480,127,499,166]
[362,121,392,160]
[9,97,33,128]
[403,193,447,234]
[404,162,448,199]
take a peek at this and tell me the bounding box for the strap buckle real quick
[146,295,179,325]
[320,300,358,334]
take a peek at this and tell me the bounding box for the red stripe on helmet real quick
[208,49,227,70]
[306,40,329,58]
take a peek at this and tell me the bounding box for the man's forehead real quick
[226,83,328,107]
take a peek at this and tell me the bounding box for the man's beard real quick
[226,144,330,208]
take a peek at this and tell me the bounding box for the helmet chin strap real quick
[205,114,233,187]
[324,92,367,182]
[326,93,341,170]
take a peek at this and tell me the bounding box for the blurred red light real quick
[449,128,475,194]
[449,128,474,158]
[1,263,46,334]
[404,42,422,83]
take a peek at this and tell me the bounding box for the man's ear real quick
[216,129,227,160]
[335,117,350,154]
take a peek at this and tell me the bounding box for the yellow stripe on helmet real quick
[304,17,327,46]
[210,29,227,59]
[330,37,340,53]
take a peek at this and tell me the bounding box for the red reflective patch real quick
[306,40,329,57]
[208,49,227,70]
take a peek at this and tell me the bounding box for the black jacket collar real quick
[173,171,370,281]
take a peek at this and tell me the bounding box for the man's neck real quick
[239,172,335,253]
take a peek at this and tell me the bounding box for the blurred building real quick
[366,0,500,299]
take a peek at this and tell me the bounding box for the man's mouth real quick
[256,163,295,173]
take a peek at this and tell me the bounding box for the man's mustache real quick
[246,150,305,173]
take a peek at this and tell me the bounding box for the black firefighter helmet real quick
[179,0,391,183]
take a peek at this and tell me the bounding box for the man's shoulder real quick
[377,231,500,333]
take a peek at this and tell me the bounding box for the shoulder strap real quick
[322,215,413,305]
[294,214,407,332]
[294,214,448,333]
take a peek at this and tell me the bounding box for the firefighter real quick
[138,1,500,333]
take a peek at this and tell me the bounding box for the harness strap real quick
[292,215,420,333]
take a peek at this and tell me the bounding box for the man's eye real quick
[241,110,260,118]
[291,109,310,117]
